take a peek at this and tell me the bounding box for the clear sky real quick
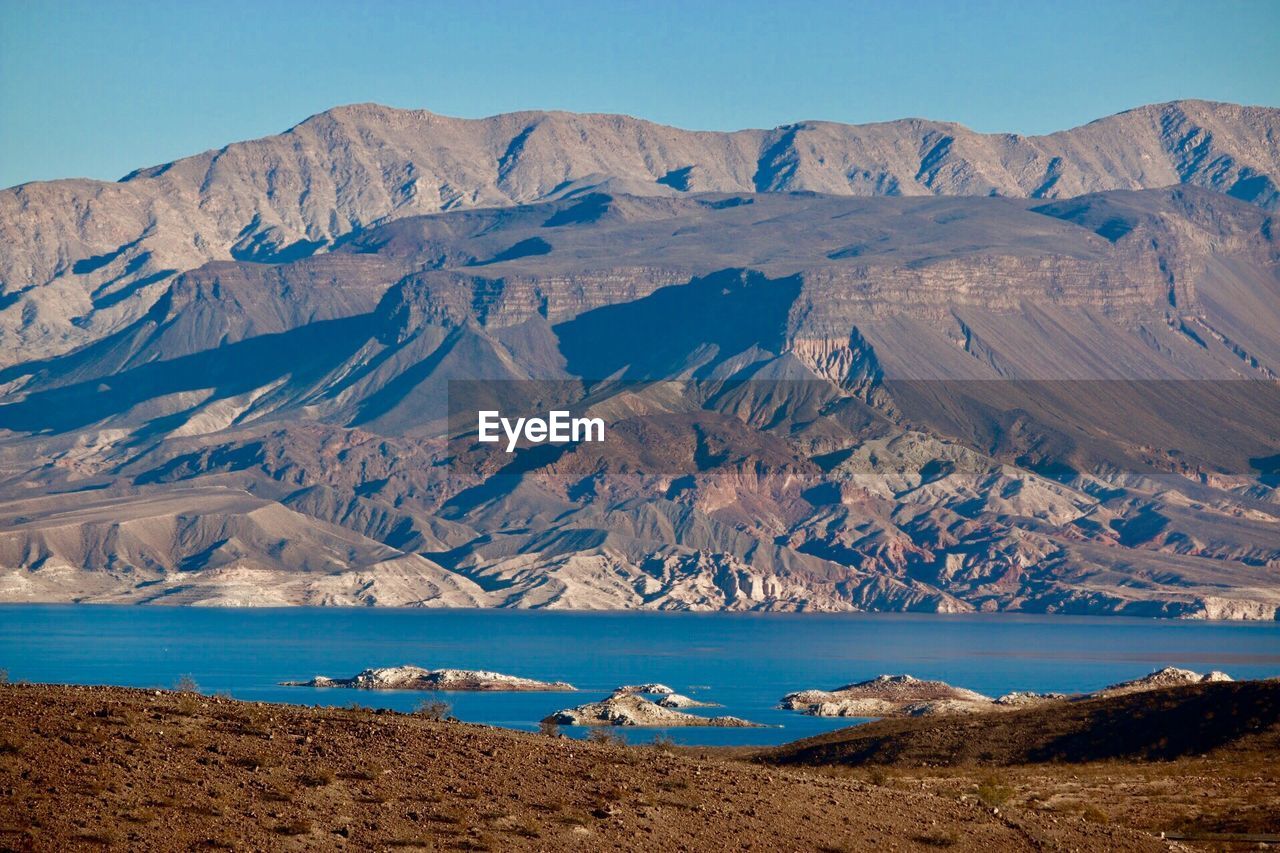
[2,0,1278,189]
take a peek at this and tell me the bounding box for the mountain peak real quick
[2,100,1278,365]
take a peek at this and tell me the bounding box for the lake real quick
[2,605,1278,746]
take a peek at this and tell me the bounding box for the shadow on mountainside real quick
[0,315,375,434]
[553,269,801,381]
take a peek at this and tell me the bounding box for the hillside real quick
[0,683,1166,851]
[0,186,1277,614]
[755,680,1280,843]
[762,680,1280,767]
[0,102,1277,614]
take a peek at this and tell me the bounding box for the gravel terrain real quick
[0,683,1164,851]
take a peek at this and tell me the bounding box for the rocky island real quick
[781,668,1236,718]
[282,665,575,692]
[610,684,721,708]
[546,686,758,727]
[780,675,996,718]
[1092,666,1232,697]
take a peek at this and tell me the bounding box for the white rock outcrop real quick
[781,674,994,717]
[1091,666,1233,698]
[282,665,575,692]
[546,692,760,727]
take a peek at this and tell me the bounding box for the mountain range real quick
[0,101,1277,616]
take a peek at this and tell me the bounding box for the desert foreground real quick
[2,681,1278,851]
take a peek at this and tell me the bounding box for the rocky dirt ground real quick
[756,680,1280,848]
[751,750,1280,848]
[0,683,1166,852]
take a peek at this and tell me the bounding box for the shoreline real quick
[3,601,1279,624]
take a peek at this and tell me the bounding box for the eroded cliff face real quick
[0,188,1276,616]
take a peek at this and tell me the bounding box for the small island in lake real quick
[546,685,757,727]
[282,665,575,692]
[780,667,1235,718]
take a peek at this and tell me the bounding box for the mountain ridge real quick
[2,99,1278,366]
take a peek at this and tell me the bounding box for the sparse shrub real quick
[414,698,452,721]
[232,753,273,770]
[299,766,336,787]
[913,831,959,848]
[506,823,541,839]
[172,675,201,715]
[650,732,675,750]
[231,706,270,737]
[185,802,225,818]
[0,668,8,684]
[339,764,380,781]
[866,765,892,786]
[1081,803,1110,824]
[75,829,118,846]
[586,727,624,747]
[538,719,561,738]
[274,817,312,836]
[175,732,204,749]
[976,773,1013,808]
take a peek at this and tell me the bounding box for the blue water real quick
[2,606,1277,746]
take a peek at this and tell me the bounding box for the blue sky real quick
[2,0,1278,189]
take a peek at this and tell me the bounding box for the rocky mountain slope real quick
[0,104,1277,617]
[2,100,1278,366]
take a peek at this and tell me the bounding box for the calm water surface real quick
[2,606,1277,746]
